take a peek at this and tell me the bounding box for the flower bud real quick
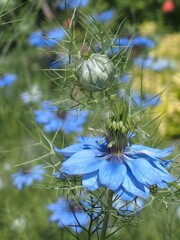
[76,53,114,91]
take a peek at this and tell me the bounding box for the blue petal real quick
[156,181,169,188]
[116,187,136,201]
[130,145,174,158]
[99,158,127,190]
[54,143,84,157]
[122,169,149,199]
[126,158,160,185]
[82,171,101,191]
[61,150,103,175]
[149,160,175,183]
[71,226,83,234]
[135,151,174,170]
[75,212,89,227]
[157,159,173,168]
[63,110,88,134]
[44,120,61,133]
[126,157,162,185]
[77,136,103,147]
[132,153,175,183]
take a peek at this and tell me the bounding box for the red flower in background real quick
[162,0,175,13]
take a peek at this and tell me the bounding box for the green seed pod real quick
[112,120,117,130]
[119,121,123,129]
[121,125,127,134]
[116,122,120,130]
[76,53,114,91]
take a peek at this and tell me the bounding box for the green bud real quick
[76,53,114,91]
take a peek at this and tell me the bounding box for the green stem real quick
[100,190,114,240]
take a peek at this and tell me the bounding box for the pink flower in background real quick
[162,0,175,13]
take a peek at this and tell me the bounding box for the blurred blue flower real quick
[120,74,132,84]
[113,196,144,215]
[107,37,131,56]
[47,197,89,233]
[132,36,155,48]
[107,36,154,55]
[131,91,160,108]
[114,37,131,47]
[0,74,17,88]
[34,101,88,134]
[134,56,172,71]
[151,58,172,72]
[119,90,160,108]
[28,27,65,48]
[94,10,114,22]
[56,136,175,201]
[133,56,154,69]
[115,36,155,48]
[107,46,121,56]
[11,165,46,190]
[58,0,88,10]
[48,55,69,69]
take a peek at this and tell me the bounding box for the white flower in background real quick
[3,163,12,171]
[20,84,42,104]
[11,217,27,232]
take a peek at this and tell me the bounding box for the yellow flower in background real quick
[139,21,157,36]
[132,65,180,137]
[150,33,180,59]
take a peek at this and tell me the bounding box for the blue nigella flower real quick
[0,74,17,88]
[48,55,69,69]
[107,46,121,56]
[151,58,172,72]
[94,43,121,56]
[94,10,114,22]
[120,74,132,84]
[131,36,155,48]
[133,56,154,69]
[34,101,88,134]
[114,37,132,47]
[58,0,88,10]
[115,36,155,48]
[134,56,172,71]
[47,197,90,233]
[11,164,46,190]
[107,37,132,55]
[28,27,65,48]
[108,36,154,55]
[55,136,175,201]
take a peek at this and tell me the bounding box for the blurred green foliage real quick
[90,0,180,31]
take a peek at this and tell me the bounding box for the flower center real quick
[106,115,130,155]
[69,201,83,213]
[56,109,67,120]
